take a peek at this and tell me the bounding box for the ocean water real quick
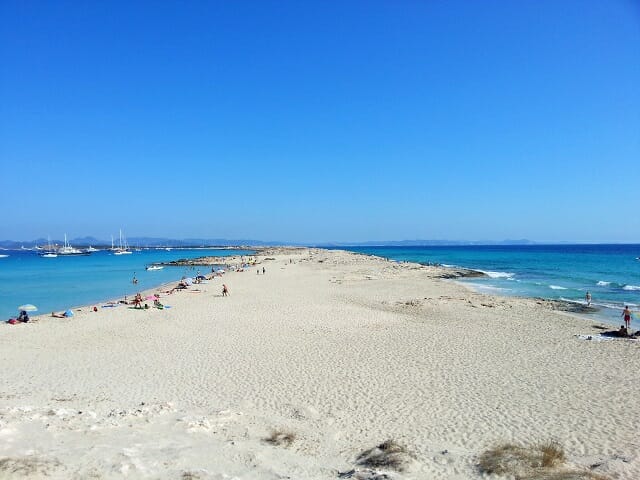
[0,248,253,319]
[337,245,640,329]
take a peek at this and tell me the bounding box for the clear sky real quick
[1,0,638,244]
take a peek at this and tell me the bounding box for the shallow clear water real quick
[0,248,253,319]
[337,245,640,329]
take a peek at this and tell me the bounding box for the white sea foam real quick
[472,284,509,294]
[596,302,624,310]
[590,301,638,310]
[622,285,640,291]
[549,285,567,290]
[559,297,581,304]
[480,270,515,279]
[597,281,611,286]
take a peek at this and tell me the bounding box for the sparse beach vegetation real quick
[478,441,611,479]
[355,440,410,472]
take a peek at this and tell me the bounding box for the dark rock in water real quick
[162,256,231,267]
[437,268,486,279]
[539,299,598,314]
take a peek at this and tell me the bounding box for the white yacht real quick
[58,234,90,256]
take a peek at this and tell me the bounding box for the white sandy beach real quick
[1,248,638,479]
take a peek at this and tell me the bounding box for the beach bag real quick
[8,319,18,325]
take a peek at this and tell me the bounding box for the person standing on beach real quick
[262,267,266,274]
[222,284,229,296]
[585,291,592,306]
[622,306,632,330]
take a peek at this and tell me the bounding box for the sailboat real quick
[39,235,58,258]
[113,229,132,255]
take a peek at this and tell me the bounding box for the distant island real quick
[1,237,553,249]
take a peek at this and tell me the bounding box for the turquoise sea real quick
[337,244,640,330]
[0,248,253,320]
[2,244,639,329]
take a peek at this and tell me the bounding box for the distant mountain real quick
[126,237,295,247]
[68,236,104,246]
[0,237,600,250]
[0,237,298,249]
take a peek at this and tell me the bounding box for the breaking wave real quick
[481,271,515,279]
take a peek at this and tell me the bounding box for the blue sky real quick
[1,0,638,243]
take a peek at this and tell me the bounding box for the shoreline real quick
[12,251,258,322]
[2,247,638,479]
[5,246,631,329]
[26,247,628,336]
[120,248,626,330]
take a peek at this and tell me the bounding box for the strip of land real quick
[0,248,637,479]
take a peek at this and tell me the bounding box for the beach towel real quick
[575,334,639,342]
[576,334,613,342]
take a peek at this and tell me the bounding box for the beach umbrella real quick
[18,304,38,312]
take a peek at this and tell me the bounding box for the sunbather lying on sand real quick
[600,326,640,338]
[166,281,189,294]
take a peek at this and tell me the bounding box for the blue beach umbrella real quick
[18,304,38,312]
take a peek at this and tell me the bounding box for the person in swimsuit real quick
[133,293,143,309]
[585,291,592,306]
[622,306,632,330]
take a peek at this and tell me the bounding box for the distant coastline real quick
[2,236,639,251]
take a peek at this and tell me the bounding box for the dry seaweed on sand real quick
[477,441,611,479]
[355,440,409,472]
[263,429,296,447]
